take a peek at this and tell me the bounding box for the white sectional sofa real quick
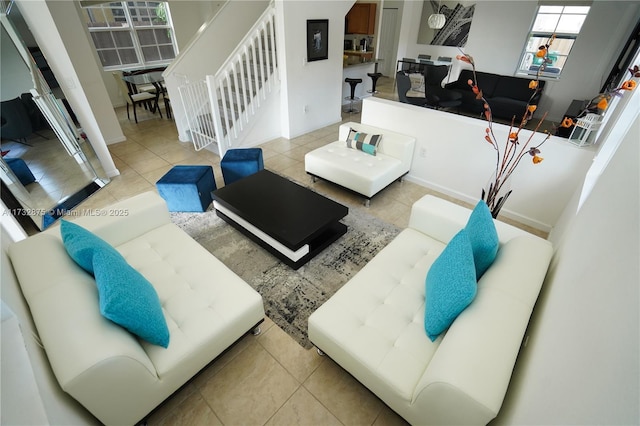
[7,191,265,425]
[305,122,416,205]
[308,195,553,425]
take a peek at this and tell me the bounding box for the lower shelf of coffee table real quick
[215,209,347,270]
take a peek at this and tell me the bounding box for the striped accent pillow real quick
[346,128,381,156]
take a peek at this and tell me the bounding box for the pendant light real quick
[428,0,446,30]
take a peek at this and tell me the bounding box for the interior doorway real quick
[378,7,400,77]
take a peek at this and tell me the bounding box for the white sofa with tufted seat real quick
[308,195,553,425]
[7,191,265,425]
[304,121,415,205]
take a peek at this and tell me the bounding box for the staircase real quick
[170,4,278,157]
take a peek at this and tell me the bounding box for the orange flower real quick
[597,98,608,110]
[456,54,473,64]
[561,117,574,128]
[532,155,544,164]
[484,135,493,144]
[536,49,547,58]
[621,80,637,91]
[529,80,538,89]
[527,105,537,113]
[509,132,518,141]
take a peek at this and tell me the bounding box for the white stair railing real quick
[177,76,216,151]
[178,4,278,156]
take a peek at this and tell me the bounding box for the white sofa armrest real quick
[409,195,534,245]
[7,232,159,381]
[410,235,553,425]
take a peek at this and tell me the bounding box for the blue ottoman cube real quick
[156,165,216,212]
[221,148,264,185]
[5,157,36,186]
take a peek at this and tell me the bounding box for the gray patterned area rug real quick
[170,203,400,349]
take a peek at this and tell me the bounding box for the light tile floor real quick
[72,85,545,425]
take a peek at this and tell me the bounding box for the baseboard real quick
[404,175,552,233]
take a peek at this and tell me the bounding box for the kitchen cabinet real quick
[345,3,376,35]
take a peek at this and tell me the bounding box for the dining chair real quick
[437,56,453,62]
[418,54,431,60]
[122,70,155,95]
[112,72,161,123]
[418,57,433,73]
[423,64,461,110]
[401,57,418,73]
[396,71,428,107]
[126,67,167,95]
[164,93,172,120]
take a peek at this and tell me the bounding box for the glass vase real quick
[481,172,512,218]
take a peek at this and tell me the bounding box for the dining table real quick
[121,70,165,113]
[121,71,165,93]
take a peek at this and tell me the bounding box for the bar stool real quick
[344,78,362,113]
[367,72,383,94]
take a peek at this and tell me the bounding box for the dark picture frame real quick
[307,19,329,62]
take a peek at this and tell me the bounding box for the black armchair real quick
[423,64,462,110]
[1,97,33,146]
[396,72,428,107]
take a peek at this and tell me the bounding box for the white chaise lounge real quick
[305,122,416,205]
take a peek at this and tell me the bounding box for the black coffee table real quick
[212,169,348,269]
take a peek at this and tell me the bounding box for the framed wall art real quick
[307,19,329,62]
[417,1,476,47]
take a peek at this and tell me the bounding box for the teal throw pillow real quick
[424,230,477,342]
[465,200,499,279]
[93,249,170,348]
[60,219,119,274]
[346,128,381,156]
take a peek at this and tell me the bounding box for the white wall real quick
[494,99,640,425]
[0,25,34,101]
[238,86,283,148]
[169,0,226,52]
[396,0,640,122]
[360,97,594,231]
[276,0,353,139]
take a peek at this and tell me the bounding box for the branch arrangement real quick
[455,35,555,217]
[560,65,639,129]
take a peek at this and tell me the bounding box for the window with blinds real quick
[81,1,176,70]
[517,5,591,78]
